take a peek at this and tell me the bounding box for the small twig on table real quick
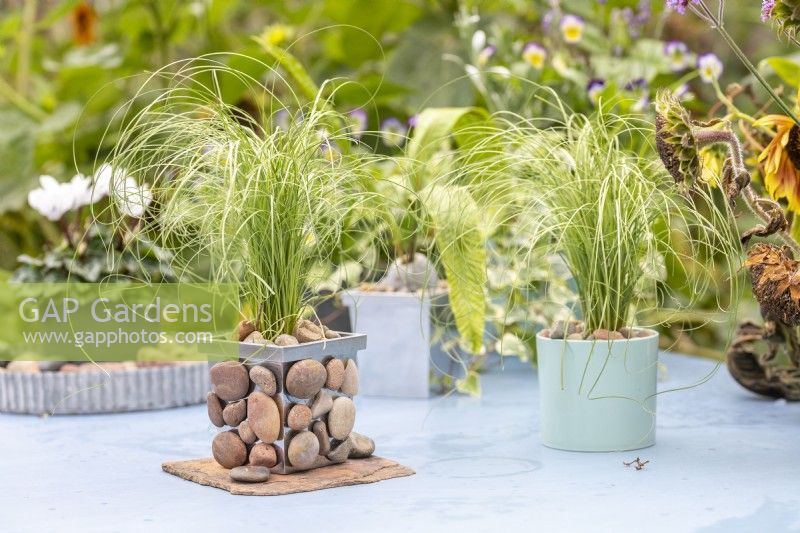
[623,457,650,470]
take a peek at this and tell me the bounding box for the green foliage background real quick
[0,0,796,365]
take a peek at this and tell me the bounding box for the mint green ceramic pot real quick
[536,330,658,452]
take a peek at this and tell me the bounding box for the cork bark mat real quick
[162,456,415,496]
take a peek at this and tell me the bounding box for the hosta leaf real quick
[252,37,319,102]
[406,107,495,190]
[761,56,800,88]
[455,369,481,396]
[498,332,529,360]
[422,183,487,354]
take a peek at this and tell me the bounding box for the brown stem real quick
[693,127,800,255]
[58,217,75,249]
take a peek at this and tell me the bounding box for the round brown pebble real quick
[287,404,312,431]
[592,329,625,341]
[249,366,277,396]
[324,358,345,390]
[328,396,356,440]
[243,331,268,344]
[248,442,278,468]
[6,361,40,373]
[237,419,257,445]
[312,420,331,456]
[207,392,224,427]
[285,359,326,399]
[292,319,325,343]
[222,399,247,427]
[348,431,375,458]
[237,320,256,341]
[341,359,359,396]
[287,431,319,469]
[327,437,352,463]
[247,392,280,443]
[310,389,333,418]
[209,361,249,402]
[274,334,299,346]
[230,465,270,483]
[323,326,341,339]
[211,431,247,469]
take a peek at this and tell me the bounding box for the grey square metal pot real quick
[341,290,450,399]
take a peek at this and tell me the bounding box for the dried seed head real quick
[746,243,800,326]
[655,90,700,185]
[766,1,800,41]
[787,124,800,169]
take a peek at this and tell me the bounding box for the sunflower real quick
[755,114,800,211]
[745,242,800,326]
[71,2,96,46]
[655,90,700,185]
[699,144,727,187]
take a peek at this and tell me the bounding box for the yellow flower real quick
[699,145,725,187]
[560,15,584,44]
[522,42,547,70]
[259,24,295,46]
[755,114,800,211]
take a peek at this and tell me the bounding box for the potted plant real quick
[472,107,740,451]
[108,60,377,476]
[0,166,210,415]
[340,107,493,398]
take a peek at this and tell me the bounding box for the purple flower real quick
[674,84,691,99]
[665,0,698,14]
[348,109,368,139]
[380,118,407,148]
[664,40,689,71]
[762,0,776,21]
[587,79,606,103]
[407,115,418,128]
[320,139,340,162]
[560,14,585,43]
[541,10,556,32]
[477,45,496,66]
[624,78,647,91]
[522,42,547,69]
[697,53,723,83]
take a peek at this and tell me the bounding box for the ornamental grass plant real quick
[460,101,744,339]
[105,57,377,340]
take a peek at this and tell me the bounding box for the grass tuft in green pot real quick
[466,106,742,451]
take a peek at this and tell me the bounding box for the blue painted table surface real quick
[1,352,799,533]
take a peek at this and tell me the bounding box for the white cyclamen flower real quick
[113,176,152,219]
[67,173,93,209]
[91,163,118,203]
[27,175,73,221]
[471,30,486,54]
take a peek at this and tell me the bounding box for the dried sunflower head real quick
[764,0,800,40]
[746,242,800,326]
[655,90,700,185]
